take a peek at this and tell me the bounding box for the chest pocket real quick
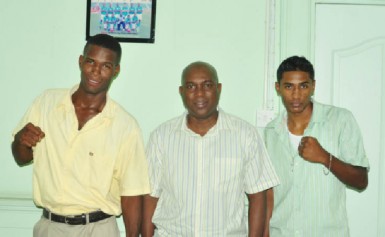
[211,157,244,193]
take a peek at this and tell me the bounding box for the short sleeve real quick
[339,110,369,168]
[145,130,163,198]
[117,126,151,196]
[244,128,280,194]
[12,92,45,138]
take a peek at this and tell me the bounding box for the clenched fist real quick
[298,136,329,165]
[15,123,45,148]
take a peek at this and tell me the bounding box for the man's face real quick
[275,71,315,114]
[179,67,222,121]
[78,44,120,95]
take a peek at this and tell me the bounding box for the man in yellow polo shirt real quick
[11,34,150,237]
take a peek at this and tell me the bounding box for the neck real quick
[187,111,219,136]
[72,90,107,112]
[287,103,313,135]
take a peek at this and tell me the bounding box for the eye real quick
[102,63,113,70]
[185,83,196,90]
[203,82,214,89]
[300,83,309,89]
[284,84,292,89]
[85,58,94,64]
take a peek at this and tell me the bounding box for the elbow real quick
[358,175,368,191]
[354,169,368,191]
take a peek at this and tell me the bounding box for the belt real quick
[43,209,112,225]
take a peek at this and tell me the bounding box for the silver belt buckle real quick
[64,215,76,224]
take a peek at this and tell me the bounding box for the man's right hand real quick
[12,123,45,166]
[15,123,45,148]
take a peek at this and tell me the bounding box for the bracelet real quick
[323,152,333,175]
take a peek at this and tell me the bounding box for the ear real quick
[113,64,121,79]
[78,55,83,68]
[275,82,281,95]
[311,80,316,95]
[217,83,222,93]
[179,85,183,95]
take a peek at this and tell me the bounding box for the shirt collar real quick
[178,107,231,136]
[271,100,325,133]
[57,84,114,118]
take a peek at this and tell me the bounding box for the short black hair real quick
[84,34,122,64]
[181,61,219,85]
[276,56,314,82]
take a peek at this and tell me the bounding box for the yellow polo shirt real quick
[13,85,150,215]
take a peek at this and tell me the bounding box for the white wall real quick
[0,0,269,235]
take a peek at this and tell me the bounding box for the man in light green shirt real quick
[264,56,369,237]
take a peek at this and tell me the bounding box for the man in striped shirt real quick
[142,61,280,237]
[264,56,369,236]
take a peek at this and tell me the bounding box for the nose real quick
[91,63,101,75]
[194,85,205,96]
[292,86,300,98]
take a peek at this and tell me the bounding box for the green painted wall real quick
[0,0,270,235]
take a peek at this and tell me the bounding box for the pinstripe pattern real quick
[146,109,279,237]
[264,101,369,237]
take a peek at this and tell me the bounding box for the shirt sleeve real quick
[339,110,369,168]
[145,130,163,198]
[244,128,280,194]
[12,92,45,138]
[117,125,151,196]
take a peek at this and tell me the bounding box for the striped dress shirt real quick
[264,101,369,237]
[146,109,279,237]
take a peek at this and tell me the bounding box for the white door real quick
[315,3,385,237]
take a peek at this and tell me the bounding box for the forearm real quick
[248,191,267,237]
[121,195,143,237]
[141,194,158,237]
[323,153,368,190]
[11,140,34,166]
[263,189,273,237]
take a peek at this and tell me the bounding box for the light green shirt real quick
[264,101,369,237]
